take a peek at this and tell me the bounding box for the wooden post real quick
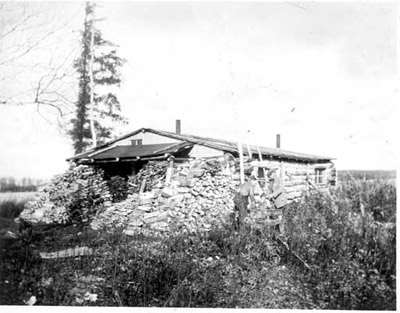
[276,134,281,149]
[165,156,175,184]
[246,143,252,159]
[257,146,267,188]
[175,119,181,134]
[238,141,245,184]
[308,179,321,193]
[139,178,147,194]
[306,163,310,195]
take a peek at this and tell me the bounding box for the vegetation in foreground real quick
[0,178,396,309]
[286,179,396,310]
[338,169,396,182]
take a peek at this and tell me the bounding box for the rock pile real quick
[90,159,240,236]
[19,165,112,225]
[127,161,168,193]
[19,158,249,235]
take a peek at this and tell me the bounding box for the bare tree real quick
[0,2,84,127]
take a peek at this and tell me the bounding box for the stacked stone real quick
[127,161,168,193]
[90,159,240,236]
[19,165,112,225]
[90,194,140,230]
[19,158,240,233]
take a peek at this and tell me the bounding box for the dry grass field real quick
[0,191,37,203]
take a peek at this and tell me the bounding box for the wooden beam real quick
[308,179,322,194]
[263,219,282,226]
[39,246,93,259]
[256,146,268,188]
[246,142,252,158]
[275,237,311,270]
[139,178,147,194]
[165,156,175,184]
[238,141,245,183]
[264,209,283,216]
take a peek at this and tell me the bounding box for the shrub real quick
[0,200,26,219]
[285,180,396,310]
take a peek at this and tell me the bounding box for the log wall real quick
[250,159,336,202]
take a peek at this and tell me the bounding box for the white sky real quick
[0,1,398,179]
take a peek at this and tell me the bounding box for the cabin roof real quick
[68,127,334,163]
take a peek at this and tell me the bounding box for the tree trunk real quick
[88,3,97,148]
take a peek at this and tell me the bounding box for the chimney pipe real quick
[176,119,181,134]
[276,134,281,149]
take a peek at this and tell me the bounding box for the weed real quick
[285,180,396,310]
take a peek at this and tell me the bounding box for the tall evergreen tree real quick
[69,2,126,154]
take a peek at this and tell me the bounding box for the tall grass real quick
[0,196,30,231]
[285,179,396,310]
[0,201,26,219]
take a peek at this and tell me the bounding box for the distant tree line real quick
[338,170,396,182]
[0,177,46,192]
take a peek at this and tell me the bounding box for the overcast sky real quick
[0,1,398,179]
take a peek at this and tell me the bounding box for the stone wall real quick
[19,155,335,236]
[90,159,239,236]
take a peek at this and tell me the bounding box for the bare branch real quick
[0,3,84,128]
[0,12,35,40]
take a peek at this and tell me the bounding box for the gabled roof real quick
[68,127,334,163]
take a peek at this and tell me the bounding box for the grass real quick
[0,195,31,235]
[0,192,34,231]
[0,178,396,308]
[0,191,37,203]
[0,220,315,307]
[0,201,26,219]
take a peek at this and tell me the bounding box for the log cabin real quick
[67,120,336,202]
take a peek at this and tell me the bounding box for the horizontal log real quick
[127,220,143,227]
[284,169,304,175]
[285,186,308,193]
[285,178,308,184]
[149,221,169,230]
[288,197,303,203]
[285,184,306,190]
[40,246,93,259]
[308,162,333,169]
[287,191,303,199]
[285,164,309,170]
[264,209,283,216]
[285,170,308,176]
[124,228,140,236]
[285,179,307,185]
[261,219,282,226]
[250,161,281,168]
